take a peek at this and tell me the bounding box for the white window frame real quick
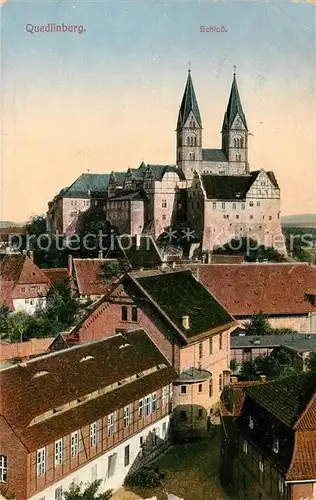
[162,385,172,406]
[139,398,144,418]
[124,405,131,428]
[151,393,157,413]
[90,421,97,447]
[108,412,115,437]
[0,455,7,483]
[249,415,254,430]
[54,438,63,466]
[273,437,279,454]
[37,447,46,476]
[71,431,79,457]
[242,439,248,455]
[278,479,284,494]
[259,457,264,473]
[144,395,151,416]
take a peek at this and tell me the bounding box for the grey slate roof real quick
[222,74,248,131]
[147,164,178,181]
[177,71,202,129]
[201,171,260,200]
[231,333,316,353]
[62,173,110,199]
[202,149,228,162]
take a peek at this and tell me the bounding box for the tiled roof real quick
[62,173,110,199]
[42,268,72,285]
[221,380,266,417]
[0,255,50,310]
[0,329,177,451]
[246,373,316,428]
[201,172,259,200]
[177,70,202,129]
[198,263,316,316]
[73,258,118,295]
[0,338,54,362]
[132,269,235,339]
[202,149,228,163]
[286,430,316,480]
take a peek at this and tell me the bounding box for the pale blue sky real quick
[1,1,315,220]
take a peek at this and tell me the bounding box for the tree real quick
[305,352,316,373]
[0,305,10,336]
[43,281,80,333]
[76,206,118,258]
[244,313,273,336]
[6,311,34,343]
[63,479,112,500]
[255,355,281,379]
[230,359,238,372]
[240,360,257,379]
[99,262,124,281]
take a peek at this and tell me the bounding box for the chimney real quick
[29,251,34,261]
[260,375,266,382]
[202,254,206,264]
[98,250,103,259]
[182,315,190,330]
[22,249,27,256]
[68,254,73,275]
[230,376,238,384]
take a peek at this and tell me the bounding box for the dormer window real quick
[248,415,254,430]
[273,437,279,454]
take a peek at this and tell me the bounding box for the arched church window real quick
[187,137,191,146]
[189,152,195,160]
[240,138,243,148]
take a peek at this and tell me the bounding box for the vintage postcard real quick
[0,1,315,500]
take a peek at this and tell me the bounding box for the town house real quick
[0,329,176,500]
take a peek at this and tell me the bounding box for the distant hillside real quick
[282,214,316,228]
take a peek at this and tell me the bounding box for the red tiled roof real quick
[0,255,50,310]
[73,258,117,295]
[0,338,54,361]
[295,394,316,431]
[42,268,72,285]
[0,329,177,451]
[286,430,316,481]
[198,263,316,316]
[208,255,245,264]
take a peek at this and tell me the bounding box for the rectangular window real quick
[151,393,157,413]
[213,202,216,209]
[162,422,167,439]
[162,385,172,406]
[37,447,46,476]
[107,413,115,437]
[209,378,213,398]
[181,385,187,394]
[257,201,261,207]
[198,342,203,359]
[269,216,272,221]
[0,456,7,483]
[198,384,203,393]
[162,199,167,208]
[54,487,63,500]
[54,439,63,466]
[144,395,151,416]
[232,203,236,210]
[198,409,203,418]
[209,337,213,354]
[124,405,131,427]
[124,445,130,467]
[162,214,166,221]
[219,374,223,391]
[138,399,144,418]
[131,306,138,322]
[107,453,117,478]
[236,214,240,219]
[273,437,279,454]
[241,203,245,210]
[250,215,254,220]
[71,431,79,457]
[90,422,97,447]
[180,410,187,420]
[219,333,223,350]
[249,201,254,207]
[121,306,128,321]
[243,439,248,455]
[222,202,226,210]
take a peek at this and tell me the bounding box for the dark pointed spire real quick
[222,71,248,131]
[177,70,202,129]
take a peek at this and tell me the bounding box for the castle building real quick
[46,69,286,254]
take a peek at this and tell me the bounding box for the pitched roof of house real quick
[62,173,110,199]
[202,149,228,163]
[201,172,260,200]
[221,380,266,417]
[245,373,316,429]
[0,329,177,452]
[42,268,72,285]
[244,374,316,481]
[198,263,316,316]
[0,255,50,310]
[73,258,118,295]
[131,268,235,339]
[177,70,202,129]
[222,74,248,131]
[106,235,163,270]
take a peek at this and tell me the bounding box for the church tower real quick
[176,69,202,181]
[221,70,249,175]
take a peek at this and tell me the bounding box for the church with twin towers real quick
[48,67,286,255]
